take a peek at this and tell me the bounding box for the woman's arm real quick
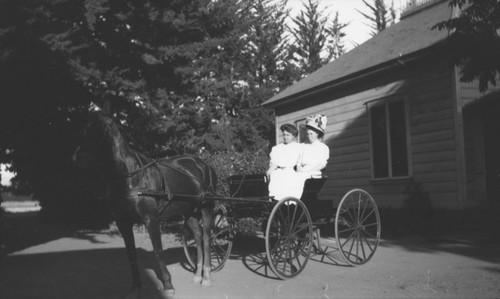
[297,143,329,172]
[266,162,278,176]
[297,161,326,172]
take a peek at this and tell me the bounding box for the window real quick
[370,100,409,178]
[295,119,308,143]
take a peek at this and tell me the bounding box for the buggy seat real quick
[228,173,327,201]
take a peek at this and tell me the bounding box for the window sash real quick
[370,99,410,178]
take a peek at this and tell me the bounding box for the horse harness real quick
[126,154,211,215]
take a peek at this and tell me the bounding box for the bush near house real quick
[200,150,269,197]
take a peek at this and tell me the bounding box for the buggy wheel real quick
[335,189,381,266]
[265,197,313,279]
[183,204,233,272]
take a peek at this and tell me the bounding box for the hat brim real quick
[304,124,324,134]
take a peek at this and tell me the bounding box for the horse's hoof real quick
[192,275,203,284]
[201,279,213,288]
[164,288,175,297]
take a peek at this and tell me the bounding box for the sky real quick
[287,0,408,51]
[1,164,14,186]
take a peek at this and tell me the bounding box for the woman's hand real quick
[266,163,278,180]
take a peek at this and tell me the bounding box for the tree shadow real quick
[1,212,73,255]
[0,246,188,299]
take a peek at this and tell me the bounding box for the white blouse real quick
[299,140,329,173]
[269,142,303,169]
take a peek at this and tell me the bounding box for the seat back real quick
[300,176,327,201]
[228,174,268,197]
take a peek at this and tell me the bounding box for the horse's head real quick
[72,113,115,168]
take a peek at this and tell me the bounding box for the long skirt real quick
[268,169,304,200]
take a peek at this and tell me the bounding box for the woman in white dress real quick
[295,114,330,198]
[266,124,303,200]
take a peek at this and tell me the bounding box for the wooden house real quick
[262,0,500,210]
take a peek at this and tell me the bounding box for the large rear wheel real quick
[183,204,233,272]
[265,197,313,279]
[335,189,381,265]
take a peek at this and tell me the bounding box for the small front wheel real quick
[265,197,313,279]
[183,204,233,272]
[335,189,381,266]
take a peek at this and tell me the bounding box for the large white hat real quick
[304,114,327,134]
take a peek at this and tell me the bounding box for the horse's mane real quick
[87,112,153,168]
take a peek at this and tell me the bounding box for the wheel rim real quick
[335,189,381,266]
[265,197,312,279]
[183,205,233,272]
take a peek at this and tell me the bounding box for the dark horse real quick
[72,113,217,298]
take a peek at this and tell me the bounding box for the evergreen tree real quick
[289,0,347,75]
[232,0,291,147]
[0,0,283,223]
[358,0,397,36]
[325,11,347,61]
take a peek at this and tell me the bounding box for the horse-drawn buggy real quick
[178,173,381,280]
[73,112,381,297]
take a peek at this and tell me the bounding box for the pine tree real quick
[289,0,328,74]
[289,0,347,75]
[325,11,347,61]
[358,0,397,36]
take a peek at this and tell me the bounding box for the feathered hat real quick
[304,114,327,134]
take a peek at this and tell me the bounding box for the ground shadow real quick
[377,208,500,265]
[0,246,188,299]
[229,234,352,279]
[223,234,282,280]
[1,212,73,255]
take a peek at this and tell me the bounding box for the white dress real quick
[268,142,304,200]
[295,140,330,198]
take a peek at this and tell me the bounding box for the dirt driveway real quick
[1,212,500,299]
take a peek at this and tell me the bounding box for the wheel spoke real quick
[359,207,376,225]
[336,189,380,266]
[340,228,357,248]
[291,210,307,233]
[266,199,311,279]
[337,225,356,234]
[357,232,366,261]
[359,231,374,253]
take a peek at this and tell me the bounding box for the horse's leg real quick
[116,219,141,298]
[185,216,204,284]
[145,216,175,296]
[201,207,214,287]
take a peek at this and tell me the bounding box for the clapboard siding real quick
[273,60,469,209]
[412,150,456,164]
[412,160,458,173]
[412,139,456,154]
[411,129,454,145]
[459,78,500,204]
[407,67,459,208]
[331,151,370,165]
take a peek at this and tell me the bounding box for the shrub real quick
[200,149,269,197]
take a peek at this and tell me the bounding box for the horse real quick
[72,112,217,298]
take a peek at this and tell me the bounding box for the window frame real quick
[295,118,308,143]
[368,96,412,180]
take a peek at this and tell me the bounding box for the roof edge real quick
[401,0,449,20]
[262,42,446,109]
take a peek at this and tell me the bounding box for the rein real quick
[124,159,160,178]
[125,156,204,185]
